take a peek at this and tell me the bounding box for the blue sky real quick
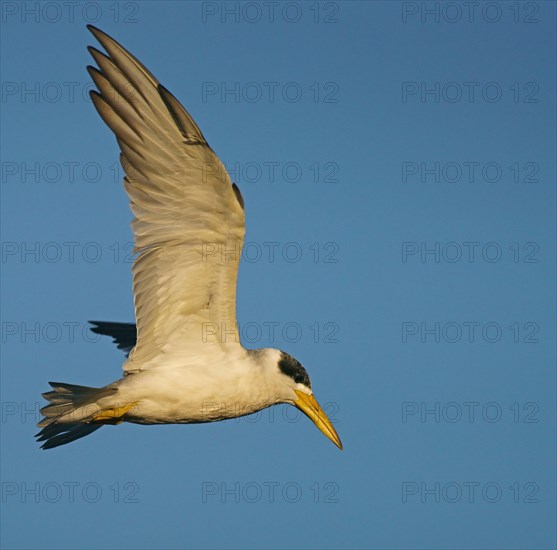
[1,1,555,549]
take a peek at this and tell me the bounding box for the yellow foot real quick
[91,402,139,424]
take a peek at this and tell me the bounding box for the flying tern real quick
[36,26,342,451]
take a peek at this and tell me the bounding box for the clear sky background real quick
[1,2,555,549]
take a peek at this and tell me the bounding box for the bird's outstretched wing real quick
[87,26,245,373]
[89,321,137,357]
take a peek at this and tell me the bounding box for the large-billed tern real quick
[36,26,342,451]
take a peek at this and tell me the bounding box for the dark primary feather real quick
[89,321,137,356]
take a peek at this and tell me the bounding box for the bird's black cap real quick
[278,351,311,387]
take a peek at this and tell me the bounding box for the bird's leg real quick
[90,401,139,425]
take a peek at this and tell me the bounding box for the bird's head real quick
[262,349,342,450]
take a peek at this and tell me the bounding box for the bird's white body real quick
[104,349,291,424]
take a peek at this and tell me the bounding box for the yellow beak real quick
[294,390,343,450]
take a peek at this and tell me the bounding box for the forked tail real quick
[36,382,117,449]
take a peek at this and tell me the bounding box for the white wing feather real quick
[87,26,245,373]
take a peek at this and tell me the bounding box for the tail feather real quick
[36,382,117,449]
[36,423,103,450]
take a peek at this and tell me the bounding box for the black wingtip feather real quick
[87,24,106,39]
[89,321,137,356]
